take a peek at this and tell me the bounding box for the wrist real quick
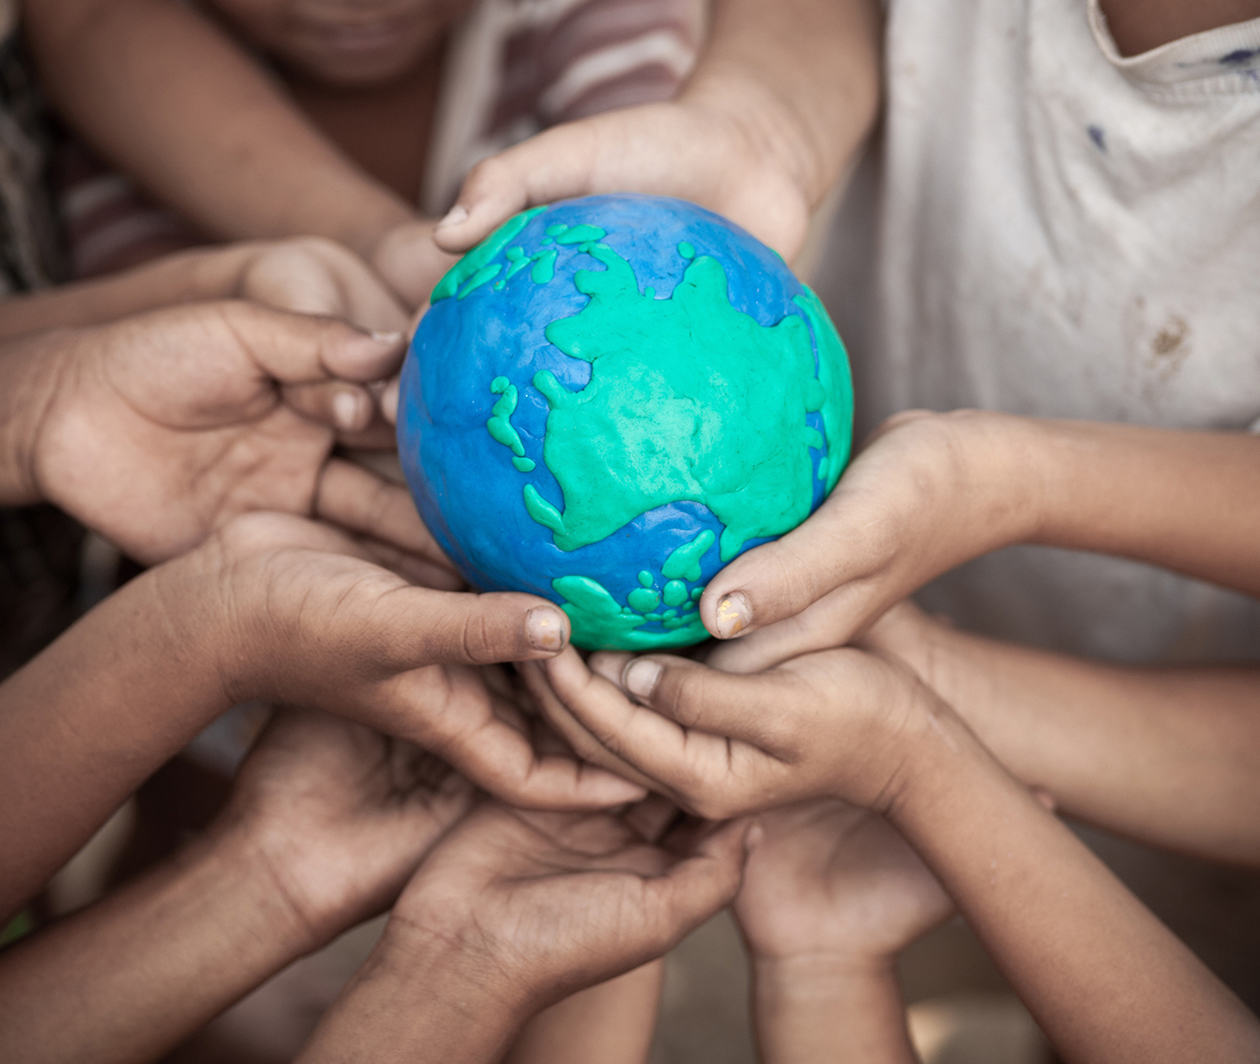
[0,328,80,505]
[753,952,899,998]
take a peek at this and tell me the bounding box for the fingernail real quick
[437,204,469,229]
[714,592,752,639]
[333,389,367,431]
[623,659,661,699]
[526,607,566,652]
[370,330,404,344]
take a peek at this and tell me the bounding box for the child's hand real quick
[521,642,940,820]
[26,300,421,564]
[230,236,411,333]
[176,512,642,810]
[434,99,813,263]
[391,803,750,1009]
[367,219,458,310]
[700,410,1042,671]
[215,706,474,949]
[735,799,951,966]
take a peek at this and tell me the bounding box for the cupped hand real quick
[700,410,1044,672]
[31,299,424,564]
[181,512,644,810]
[735,798,952,965]
[218,706,475,947]
[433,99,813,264]
[381,800,753,1013]
[520,641,943,821]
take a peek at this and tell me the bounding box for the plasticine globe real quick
[397,193,853,650]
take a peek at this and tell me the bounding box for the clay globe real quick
[397,193,853,650]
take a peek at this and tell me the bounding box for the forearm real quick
[0,829,313,1063]
[682,0,882,204]
[503,962,663,1064]
[0,246,256,339]
[919,622,1260,865]
[1023,418,1260,596]
[27,0,412,256]
[891,711,1260,1063]
[0,557,230,914]
[751,956,918,1064]
[298,933,525,1064]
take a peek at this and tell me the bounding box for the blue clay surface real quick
[397,194,853,650]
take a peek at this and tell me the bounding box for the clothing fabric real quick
[58,0,702,277]
[821,0,1260,663]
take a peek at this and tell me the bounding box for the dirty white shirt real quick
[819,0,1260,662]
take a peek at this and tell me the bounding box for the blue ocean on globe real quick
[397,193,853,650]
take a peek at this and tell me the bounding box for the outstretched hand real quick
[219,706,475,948]
[181,512,644,811]
[297,800,753,1063]
[30,300,422,563]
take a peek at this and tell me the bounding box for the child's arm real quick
[436,0,882,262]
[0,238,408,339]
[0,513,641,919]
[25,0,412,260]
[295,803,751,1063]
[698,411,1260,660]
[0,708,474,1063]
[526,650,1260,1062]
[852,605,1260,867]
[735,800,951,1062]
[502,964,664,1064]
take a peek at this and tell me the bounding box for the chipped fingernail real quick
[370,329,404,344]
[333,389,366,431]
[526,606,566,652]
[437,204,469,228]
[714,592,752,639]
[623,659,662,699]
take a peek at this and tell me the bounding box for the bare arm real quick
[865,607,1260,867]
[25,0,411,256]
[703,411,1260,661]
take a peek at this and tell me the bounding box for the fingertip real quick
[332,386,372,432]
[703,589,753,641]
[588,651,631,685]
[623,658,662,699]
[380,375,400,425]
[525,605,570,655]
[332,326,408,381]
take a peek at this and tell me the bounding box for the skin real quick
[696,410,1260,660]
[1098,0,1260,56]
[296,802,753,1063]
[525,648,1260,1064]
[436,0,884,264]
[0,511,644,920]
[0,300,424,565]
[27,0,879,307]
[0,707,475,1064]
[0,236,409,339]
[735,800,953,1063]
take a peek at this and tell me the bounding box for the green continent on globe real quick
[434,208,850,649]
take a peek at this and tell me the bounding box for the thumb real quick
[371,588,571,668]
[217,299,407,384]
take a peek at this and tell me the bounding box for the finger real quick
[541,649,742,792]
[438,700,647,810]
[519,658,659,793]
[220,300,407,384]
[371,222,457,309]
[370,587,571,668]
[639,818,752,945]
[434,128,595,252]
[280,380,376,433]
[380,374,402,426]
[315,458,455,568]
[702,594,866,674]
[592,652,791,751]
[624,794,682,844]
[353,536,464,591]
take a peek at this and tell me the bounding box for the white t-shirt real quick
[820,0,1260,663]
